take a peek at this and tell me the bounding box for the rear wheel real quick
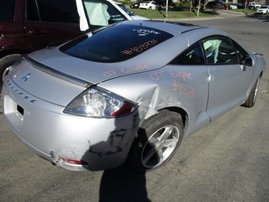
[127,110,183,173]
[0,54,22,90]
[243,77,260,107]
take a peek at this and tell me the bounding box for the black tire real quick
[127,110,183,173]
[243,77,260,107]
[0,54,22,90]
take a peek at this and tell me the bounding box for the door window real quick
[26,0,39,21]
[231,40,250,64]
[26,0,79,23]
[0,0,15,20]
[170,43,205,65]
[202,37,239,65]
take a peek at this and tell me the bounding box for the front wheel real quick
[127,110,183,173]
[243,77,260,107]
[0,54,22,90]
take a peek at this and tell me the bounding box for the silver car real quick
[1,20,266,173]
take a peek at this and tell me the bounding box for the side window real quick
[170,43,205,65]
[36,0,79,23]
[0,0,15,21]
[231,40,250,63]
[202,37,239,64]
[26,0,39,21]
[83,0,127,26]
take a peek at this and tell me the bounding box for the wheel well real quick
[159,107,187,127]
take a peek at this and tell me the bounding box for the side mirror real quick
[241,56,253,66]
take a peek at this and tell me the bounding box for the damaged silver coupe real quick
[1,20,266,173]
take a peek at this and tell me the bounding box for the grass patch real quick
[231,9,256,15]
[131,9,215,19]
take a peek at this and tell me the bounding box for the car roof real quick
[28,20,228,84]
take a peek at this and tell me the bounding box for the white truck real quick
[248,2,261,9]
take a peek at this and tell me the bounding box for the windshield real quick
[60,24,173,63]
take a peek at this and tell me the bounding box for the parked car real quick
[0,0,136,90]
[256,5,269,14]
[237,3,246,9]
[248,2,261,9]
[219,1,230,9]
[2,20,265,173]
[229,4,238,9]
[206,1,224,9]
[139,1,160,10]
[130,1,141,9]
[116,2,134,16]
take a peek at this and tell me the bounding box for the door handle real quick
[207,73,213,82]
[28,30,47,36]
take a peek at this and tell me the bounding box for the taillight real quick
[64,86,137,118]
[61,157,88,165]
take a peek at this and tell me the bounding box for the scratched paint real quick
[58,139,91,160]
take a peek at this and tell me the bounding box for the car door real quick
[168,42,210,129]
[204,36,254,121]
[0,0,29,51]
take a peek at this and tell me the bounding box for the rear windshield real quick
[60,24,173,62]
[0,0,15,21]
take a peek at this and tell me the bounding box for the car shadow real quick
[244,12,269,22]
[200,9,221,16]
[99,165,151,202]
[79,106,151,201]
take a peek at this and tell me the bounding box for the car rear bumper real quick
[2,78,139,171]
